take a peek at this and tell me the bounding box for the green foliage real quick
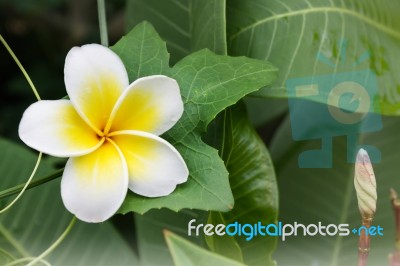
[133,105,279,266]
[125,0,190,64]
[227,0,400,115]
[122,4,280,264]
[205,212,244,262]
[0,138,137,265]
[126,0,227,60]
[165,231,246,266]
[190,0,226,54]
[269,107,400,265]
[205,103,278,266]
[113,22,277,214]
[111,22,171,81]
[134,209,206,266]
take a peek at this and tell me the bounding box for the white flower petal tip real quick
[18,100,102,157]
[109,75,184,135]
[111,131,189,198]
[64,44,129,130]
[61,142,128,223]
[354,148,377,218]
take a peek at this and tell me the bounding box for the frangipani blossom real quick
[18,44,188,223]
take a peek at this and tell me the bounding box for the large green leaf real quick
[131,7,246,266]
[269,101,400,265]
[190,0,226,55]
[113,22,278,214]
[0,138,138,265]
[205,212,244,263]
[125,0,190,64]
[134,209,206,266]
[227,0,400,115]
[125,0,283,127]
[165,231,246,266]
[205,103,279,266]
[125,0,226,61]
[185,2,279,263]
[111,21,171,80]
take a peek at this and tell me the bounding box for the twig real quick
[358,216,372,266]
[97,0,109,46]
[389,188,400,266]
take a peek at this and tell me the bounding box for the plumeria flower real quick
[18,44,188,223]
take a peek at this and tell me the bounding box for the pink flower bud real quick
[354,149,377,218]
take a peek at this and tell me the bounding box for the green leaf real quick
[0,138,138,265]
[165,230,246,266]
[111,21,171,80]
[190,9,279,264]
[125,0,226,62]
[113,22,278,214]
[190,0,227,55]
[135,209,207,266]
[125,0,190,64]
[205,103,279,266]
[227,0,400,115]
[125,1,286,128]
[243,97,288,128]
[269,103,400,265]
[205,212,244,262]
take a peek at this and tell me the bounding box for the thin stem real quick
[389,188,400,266]
[358,217,372,266]
[97,0,109,46]
[0,153,42,214]
[0,169,63,200]
[0,34,41,100]
[5,257,50,266]
[391,188,400,248]
[26,216,77,266]
[0,248,16,261]
[0,223,30,257]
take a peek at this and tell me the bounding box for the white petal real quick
[110,130,188,197]
[19,100,102,157]
[107,75,183,135]
[64,44,129,131]
[61,140,128,223]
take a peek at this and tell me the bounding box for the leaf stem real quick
[26,216,77,266]
[0,152,42,213]
[5,257,50,266]
[0,34,41,100]
[0,169,63,200]
[97,0,109,46]
[0,223,30,257]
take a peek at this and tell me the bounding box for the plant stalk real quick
[389,188,400,266]
[0,169,63,200]
[97,0,109,46]
[26,216,77,266]
[0,34,41,100]
[358,216,372,266]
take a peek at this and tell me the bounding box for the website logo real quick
[188,219,384,241]
[286,39,382,168]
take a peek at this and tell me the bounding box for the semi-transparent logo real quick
[188,219,384,242]
[286,40,382,168]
